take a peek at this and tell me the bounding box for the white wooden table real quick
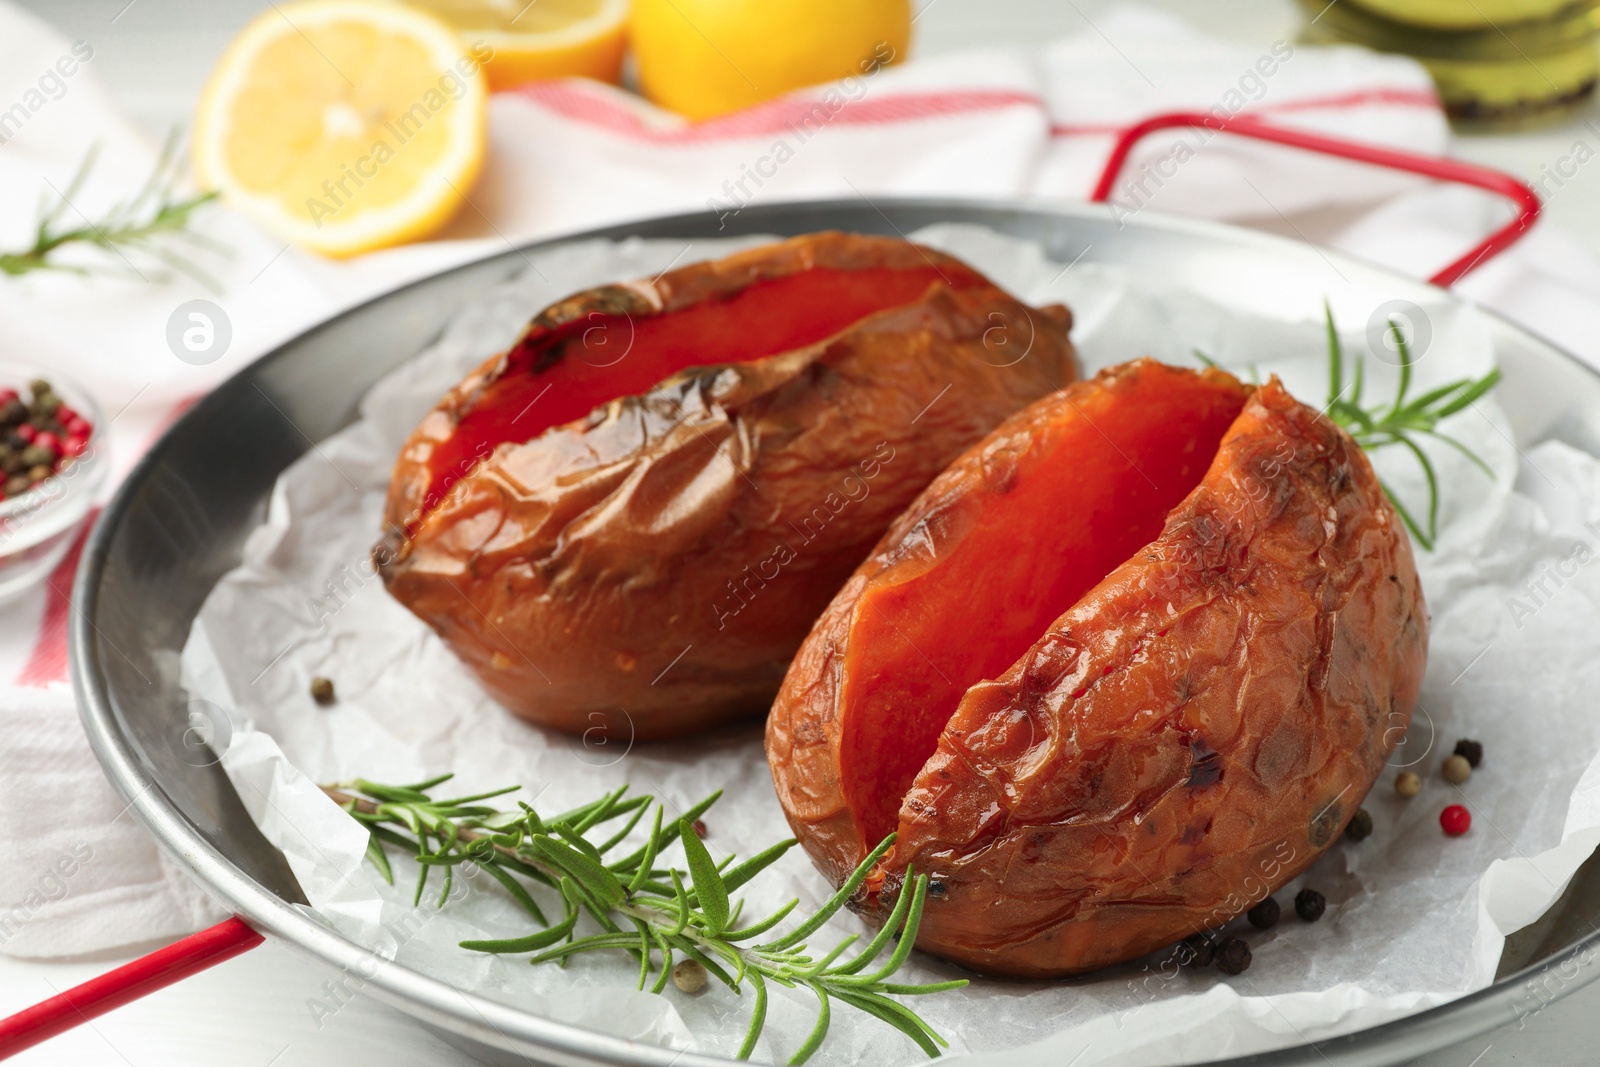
[6,0,1600,1063]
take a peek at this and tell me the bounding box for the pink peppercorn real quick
[14,423,35,443]
[53,405,77,426]
[33,431,60,456]
[1440,805,1471,836]
[65,417,90,437]
[61,435,88,459]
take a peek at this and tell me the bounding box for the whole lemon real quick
[631,0,910,120]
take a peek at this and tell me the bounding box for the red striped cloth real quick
[15,512,95,687]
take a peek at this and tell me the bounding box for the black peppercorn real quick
[1343,808,1374,842]
[672,958,707,993]
[1247,896,1280,930]
[1179,932,1216,968]
[310,676,336,705]
[1295,888,1326,922]
[1453,739,1483,769]
[1216,937,1252,975]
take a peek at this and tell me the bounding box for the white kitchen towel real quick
[0,0,1586,957]
[0,686,221,957]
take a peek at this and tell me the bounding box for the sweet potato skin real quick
[767,365,1427,977]
[377,233,1077,741]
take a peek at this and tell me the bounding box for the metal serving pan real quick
[70,198,1600,1067]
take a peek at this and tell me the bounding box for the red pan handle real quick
[0,917,262,1059]
[1088,110,1541,287]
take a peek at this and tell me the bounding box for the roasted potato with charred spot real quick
[377,232,1077,741]
[767,359,1427,977]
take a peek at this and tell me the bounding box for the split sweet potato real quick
[767,359,1427,977]
[377,232,1077,741]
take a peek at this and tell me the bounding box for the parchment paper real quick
[179,225,1600,1065]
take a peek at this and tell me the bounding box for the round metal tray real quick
[69,198,1600,1066]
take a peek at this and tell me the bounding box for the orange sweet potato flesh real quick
[767,359,1428,977]
[377,232,1077,741]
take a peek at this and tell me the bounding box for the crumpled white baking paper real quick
[179,225,1600,1066]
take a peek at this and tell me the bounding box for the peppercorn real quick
[27,379,51,399]
[19,445,51,468]
[672,958,708,993]
[1395,771,1422,798]
[4,475,29,497]
[1294,888,1326,922]
[1442,754,1472,785]
[1180,932,1216,968]
[27,465,51,483]
[310,676,336,705]
[33,393,60,418]
[0,399,25,425]
[1441,804,1471,836]
[1247,896,1280,930]
[1216,937,1252,975]
[1343,808,1374,842]
[1454,739,1483,769]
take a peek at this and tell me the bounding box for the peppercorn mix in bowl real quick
[0,365,104,602]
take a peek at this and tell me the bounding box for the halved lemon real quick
[194,0,488,258]
[409,0,629,90]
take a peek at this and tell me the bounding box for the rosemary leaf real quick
[723,899,799,942]
[363,830,393,886]
[792,985,832,1066]
[723,839,800,895]
[758,834,896,953]
[681,822,731,935]
[738,969,769,1060]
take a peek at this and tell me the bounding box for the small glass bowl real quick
[0,363,107,603]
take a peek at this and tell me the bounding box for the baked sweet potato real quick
[767,359,1427,977]
[377,232,1077,741]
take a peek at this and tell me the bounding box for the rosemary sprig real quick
[1321,302,1500,552]
[325,777,964,1063]
[0,131,223,286]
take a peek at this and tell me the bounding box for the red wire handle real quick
[1088,110,1541,287]
[0,917,262,1060]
